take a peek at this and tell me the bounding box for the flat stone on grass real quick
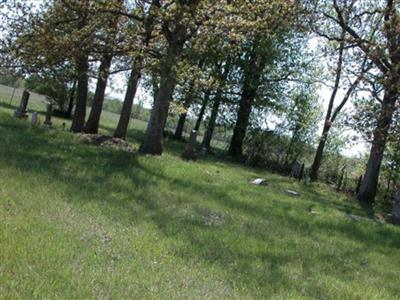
[251,178,267,185]
[285,190,300,197]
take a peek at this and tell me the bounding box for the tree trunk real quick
[284,123,301,166]
[139,70,177,154]
[201,92,221,153]
[84,54,113,134]
[228,85,256,157]
[70,54,89,133]
[70,0,89,133]
[114,67,141,139]
[174,112,188,140]
[309,36,345,181]
[357,88,397,205]
[194,91,210,131]
[310,122,331,181]
[174,93,193,140]
[67,80,77,118]
[139,42,184,155]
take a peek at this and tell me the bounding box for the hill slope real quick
[0,108,399,299]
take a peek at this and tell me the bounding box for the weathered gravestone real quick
[390,190,400,224]
[181,130,198,161]
[31,112,39,125]
[14,89,30,118]
[290,161,304,181]
[44,103,53,127]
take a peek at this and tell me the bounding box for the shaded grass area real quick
[1,105,400,299]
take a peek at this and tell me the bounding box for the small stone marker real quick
[44,103,53,127]
[285,189,300,197]
[199,146,208,156]
[251,178,267,185]
[346,213,374,223]
[31,112,39,125]
[181,130,198,161]
[14,89,30,118]
[290,161,302,179]
[308,206,318,214]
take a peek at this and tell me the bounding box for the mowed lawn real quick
[0,93,400,299]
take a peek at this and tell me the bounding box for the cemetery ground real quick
[1,91,400,299]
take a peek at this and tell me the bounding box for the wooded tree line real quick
[0,0,399,206]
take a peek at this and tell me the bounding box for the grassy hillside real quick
[0,95,400,299]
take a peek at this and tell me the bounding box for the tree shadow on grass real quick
[0,101,18,110]
[1,113,400,298]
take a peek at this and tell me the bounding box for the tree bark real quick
[114,67,141,139]
[174,112,188,140]
[227,82,257,157]
[84,54,113,134]
[113,0,155,139]
[201,92,221,153]
[139,64,177,154]
[357,87,398,205]
[139,0,201,154]
[70,0,89,133]
[194,91,210,131]
[139,41,184,154]
[174,92,193,139]
[70,54,89,133]
[310,122,332,181]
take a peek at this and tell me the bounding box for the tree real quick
[62,0,91,133]
[201,58,232,153]
[323,0,400,205]
[114,0,157,139]
[282,85,322,166]
[139,0,202,154]
[227,1,306,158]
[2,0,99,132]
[85,0,124,134]
[309,35,370,181]
[351,93,400,198]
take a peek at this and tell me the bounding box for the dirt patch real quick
[79,134,135,153]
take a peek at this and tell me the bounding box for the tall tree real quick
[114,66,142,139]
[226,1,306,158]
[322,0,400,205]
[201,59,231,152]
[114,0,157,139]
[139,0,202,154]
[228,39,269,157]
[70,0,91,133]
[85,0,124,134]
[193,91,210,131]
[309,33,370,181]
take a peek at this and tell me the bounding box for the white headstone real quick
[31,112,39,125]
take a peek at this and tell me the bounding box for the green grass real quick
[1,93,400,299]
